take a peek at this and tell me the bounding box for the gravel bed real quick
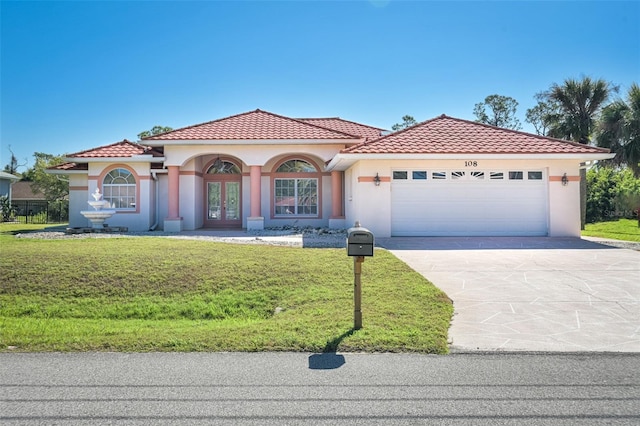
[13,227,639,250]
[13,226,348,248]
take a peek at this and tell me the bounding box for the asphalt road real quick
[1,352,639,425]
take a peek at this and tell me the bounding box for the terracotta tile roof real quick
[143,109,361,141]
[67,140,163,158]
[48,162,88,172]
[343,115,612,155]
[297,117,386,140]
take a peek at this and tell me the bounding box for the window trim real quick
[96,165,140,214]
[274,177,319,216]
[271,156,322,219]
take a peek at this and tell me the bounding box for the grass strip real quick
[583,218,640,242]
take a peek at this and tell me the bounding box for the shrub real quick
[0,196,16,222]
[587,166,640,222]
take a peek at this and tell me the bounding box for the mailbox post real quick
[346,221,374,330]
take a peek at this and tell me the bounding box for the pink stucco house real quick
[50,109,613,237]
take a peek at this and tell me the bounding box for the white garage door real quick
[391,169,548,236]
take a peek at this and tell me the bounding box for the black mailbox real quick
[347,225,374,257]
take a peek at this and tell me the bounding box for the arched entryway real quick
[203,159,242,228]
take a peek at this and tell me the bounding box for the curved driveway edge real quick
[378,237,640,353]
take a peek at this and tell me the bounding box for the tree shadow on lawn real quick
[308,328,356,370]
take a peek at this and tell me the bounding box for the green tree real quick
[596,83,640,176]
[22,152,69,202]
[391,115,417,131]
[543,77,617,143]
[473,94,521,130]
[540,77,618,229]
[137,125,173,140]
[525,93,559,135]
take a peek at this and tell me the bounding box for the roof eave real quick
[63,156,166,163]
[145,139,360,146]
[46,169,88,175]
[1,175,20,181]
[326,152,616,171]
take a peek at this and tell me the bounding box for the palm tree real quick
[546,77,616,142]
[543,77,617,229]
[597,83,640,176]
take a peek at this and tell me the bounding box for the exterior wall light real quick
[561,173,568,186]
[374,173,381,186]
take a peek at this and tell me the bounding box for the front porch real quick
[163,154,346,232]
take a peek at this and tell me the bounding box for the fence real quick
[10,200,69,224]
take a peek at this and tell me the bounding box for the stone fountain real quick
[80,188,116,229]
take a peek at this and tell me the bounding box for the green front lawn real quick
[0,224,453,353]
[583,218,640,242]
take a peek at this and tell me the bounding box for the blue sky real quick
[1,0,639,169]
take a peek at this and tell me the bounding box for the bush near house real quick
[0,225,453,353]
[587,166,640,223]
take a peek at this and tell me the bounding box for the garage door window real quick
[509,171,524,180]
[528,171,543,180]
[391,170,543,183]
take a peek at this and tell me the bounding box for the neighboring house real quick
[0,171,20,201]
[10,181,47,217]
[10,181,47,203]
[48,109,613,237]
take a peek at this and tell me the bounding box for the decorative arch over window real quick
[206,160,241,175]
[273,158,319,217]
[103,168,136,210]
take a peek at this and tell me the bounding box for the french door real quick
[204,180,241,228]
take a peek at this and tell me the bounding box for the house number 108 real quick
[465,161,478,167]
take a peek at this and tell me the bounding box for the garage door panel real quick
[391,172,548,236]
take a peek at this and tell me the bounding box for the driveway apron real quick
[379,237,640,352]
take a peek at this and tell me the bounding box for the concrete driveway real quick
[378,237,640,352]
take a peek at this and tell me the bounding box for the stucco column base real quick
[329,217,346,230]
[247,217,264,231]
[164,218,183,233]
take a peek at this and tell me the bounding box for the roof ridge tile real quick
[143,109,362,141]
[342,114,611,155]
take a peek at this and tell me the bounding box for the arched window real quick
[276,159,317,173]
[274,159,318,216]
[206,160,241,175]
[103,168,136,210]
